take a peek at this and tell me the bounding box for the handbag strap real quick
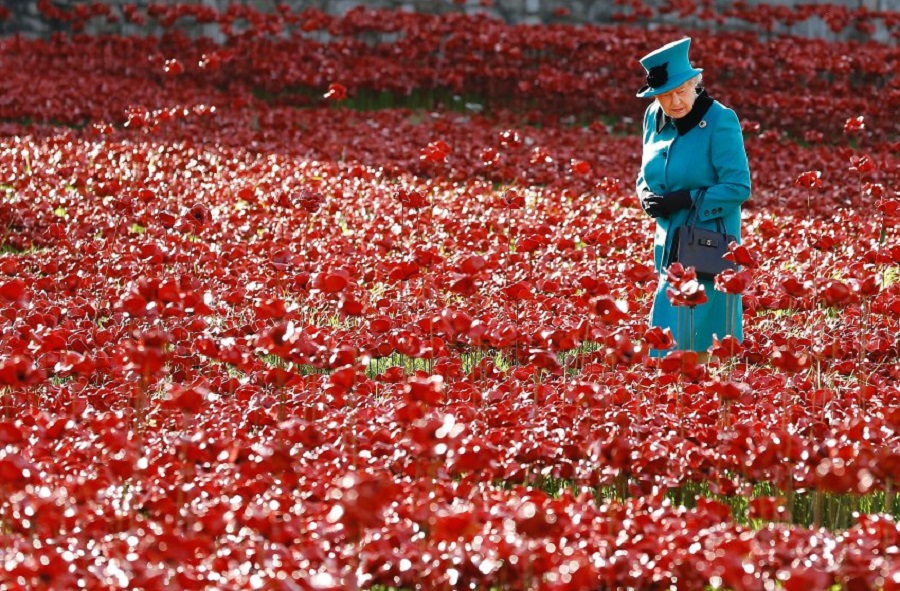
[685,188,726,234]
[685,188,705,228]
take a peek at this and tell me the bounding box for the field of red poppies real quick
[1,2,900,590]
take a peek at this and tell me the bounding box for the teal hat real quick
[636,38,704,98]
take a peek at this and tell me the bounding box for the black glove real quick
[640,190,692,218]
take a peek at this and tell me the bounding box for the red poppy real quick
[665,263,708,307]
[324,82,347,101]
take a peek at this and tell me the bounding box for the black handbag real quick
[666,189,737,279]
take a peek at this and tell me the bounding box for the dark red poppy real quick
[297,189,325,213]
[643,326,674,350]
[589,295,628,324]
[500,189,525,209]
[0,355,44,386]
[420,140,451,164]
[715,268,754,295]
[163,58,184,76]
[723,242,761,269]
[665,263,708,307]
[771,348,811,372]
[821,279,854,308]
[843,115,865,134]
[795,170,823,189]
[324,82,347,101]
[396,188,428,209]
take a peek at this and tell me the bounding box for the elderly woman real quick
[635,38,751,357]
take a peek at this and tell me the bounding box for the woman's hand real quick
[640,190,692,218]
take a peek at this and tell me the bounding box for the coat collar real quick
[655,89,714,135]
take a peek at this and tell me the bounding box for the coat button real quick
[660,184,666,191]
[662,150,667,157]
[704,210,710,215]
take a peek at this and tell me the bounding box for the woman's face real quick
[656,80,697,119]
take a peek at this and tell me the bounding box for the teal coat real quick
[636,93,751,355]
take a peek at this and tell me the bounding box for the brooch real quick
[699,120,707,129]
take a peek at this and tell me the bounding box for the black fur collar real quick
[655,89,714,135]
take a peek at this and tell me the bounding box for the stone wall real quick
[2,0,899,42]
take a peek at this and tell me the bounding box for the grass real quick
[0,242,46,255]
[253,85,489,116]
[507,472,900,531]
[0,243,23,255]
[341,88,487,115]
[360,348,513,381]
[884,265,899,288]
[366,352,429,378]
